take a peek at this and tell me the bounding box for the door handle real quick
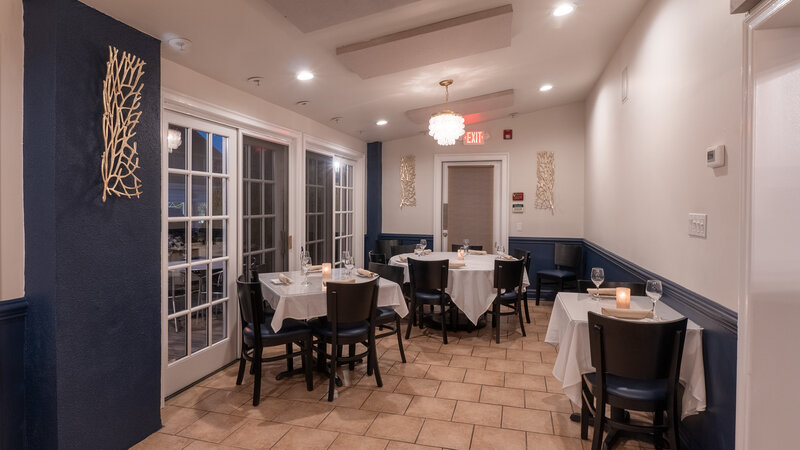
[442,230,448,237]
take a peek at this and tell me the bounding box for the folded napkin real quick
[279,273,292,285]
[498,253,516,260]
[323,278,356,287]
[601,307,653,320]
[398,255,408,262]
[587,288,617,296]
[423,249,432,254]
[449,261,466,268]
[468,249,487,255]
[357,268,376,278]
[308,265,323,272]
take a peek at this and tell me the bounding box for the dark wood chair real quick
[368,262,407,365]
[485,259,527,343]
[581,312,688,450]
[254,263,270,274]
[535,243,582,305]
[235,276,313,406]
[512,249,532,323]
[577,280,646,296]
[391,244,417,256]
[369,251,387,264]
[450,244,484,251]
[309,279,382,401]
[376,239,400,259]
[406,259,456,344]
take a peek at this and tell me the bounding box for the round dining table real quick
[388,251,530,329]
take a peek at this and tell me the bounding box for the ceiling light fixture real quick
[428,80,465,146]
[539,84,554,92]
[296,70,314,81]
[167,38,193,52]
[553,4,575,17]
[376,119,388,126]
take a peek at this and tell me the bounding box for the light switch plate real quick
[688,213,707,238]
[516,222,522,232]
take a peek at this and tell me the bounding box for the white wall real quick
[161,59,365,154]
[743,25,800,449]
[0,0,24,301]
[584,0,743,311]
[382,102,585,239]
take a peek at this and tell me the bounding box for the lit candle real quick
[322,263,332,280]
[616,287,631,309]
[457,249,465,260]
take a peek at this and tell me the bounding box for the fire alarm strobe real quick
[503,129,512,140]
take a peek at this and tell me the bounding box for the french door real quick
[162,111,238,396]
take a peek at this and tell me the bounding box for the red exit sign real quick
[463,131,485,145]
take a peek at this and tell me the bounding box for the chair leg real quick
[349,344,356,371]
[405,301,415,340]
[591,397,605,450]
[395,315,407,363]
[494,302,501,344]
[286,343,294,372]
[517,299,526,337]
[370,336,383,388]
[440,300,448,345]
[535,274,542,306]
[252,346,262,406]
[236,350,247,385]
[580,396,590,440]
[523,291,531,323]
[418,304,424,329]
[303,340,313,391]
[667,409,680,450]
[328,342,337,402]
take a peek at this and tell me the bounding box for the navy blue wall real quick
[0,298,27,449]
[378,233,435,249]
[365,142,382,266]
[23,0,162,448]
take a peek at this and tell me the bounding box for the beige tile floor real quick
[134,301,657,450]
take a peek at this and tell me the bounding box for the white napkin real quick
[308,265,323,272]
[398,255,408,262]
[422,249,432,255]
[279,273,293,285]
[468,249,487,255]
[357,268,376,278]
[449,261,466,268]
[587,288,616,297]
[498,253,516,260]
[601,307,653,320]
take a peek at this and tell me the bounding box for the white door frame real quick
[738,1,797,447]
[433,153,509,252]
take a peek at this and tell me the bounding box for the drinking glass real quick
[414,244,423,256]
[343,251,354,276]
[646,280,663,319]
[590,267,605,299]
[420,239,427,250]
[300,251,311,286]
[342,250,352,274]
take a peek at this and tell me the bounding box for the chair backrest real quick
[554,243,582,270]
[254,263,270,274]
[237,275,265,327]
[391,244,417,256]
[376,239,400,258]
[451,244,484,252]
[588,312,687,381]
[493,259,525,292]
[577,280,646,296]
[408,259,449,292]
[326,279,379,328]
[512,249,531,273]
[368,262,405,287]
[369,251,387,264]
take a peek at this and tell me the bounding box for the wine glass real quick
[590,267,605,299]
[342,250,352,274]
[300,251,311,286]
[343,251,354,276]
[646,280,663,319]
[420,239,427,251]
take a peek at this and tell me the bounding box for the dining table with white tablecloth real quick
[388,252,529,325]
[544,292,706,419]
[259,269,408,332]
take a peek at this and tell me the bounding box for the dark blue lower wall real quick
[23,0,162,448]
[0,298,27,449]
[378,233,435,248]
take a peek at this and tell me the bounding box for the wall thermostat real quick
[706,145,725,168]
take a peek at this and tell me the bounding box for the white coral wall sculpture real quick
[535,151,555,214]
[101,45,145,202]
[400,155,417,208]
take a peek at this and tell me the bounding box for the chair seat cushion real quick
[376,306,396,322]
[583,372,669,403]
[309,318,370,339]
[413,290,452,304]
[537,269,576,279]
[499,290,521,302]
[243,318,310,347]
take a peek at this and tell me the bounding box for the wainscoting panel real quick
[508,236,584,300]
[0,298,26,449]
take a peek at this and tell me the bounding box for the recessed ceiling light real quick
[553,4,575,17]
[376,119,388,126]
[168,38,192,52]
[296,70,314,81]
[539,84,554,92]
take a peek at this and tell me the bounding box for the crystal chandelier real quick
[428,80,465,146]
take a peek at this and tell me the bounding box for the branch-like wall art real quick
[400,155,416,208]
[101,46,145,202]
[535,151,555,214]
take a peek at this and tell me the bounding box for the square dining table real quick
[259,268,409,331]
[544,292,707,419]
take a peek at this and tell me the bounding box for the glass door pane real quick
[305,152,332,264]
[333,159,355,266]
[242,136,289,273]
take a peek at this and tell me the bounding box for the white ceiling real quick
[82,0,648,143]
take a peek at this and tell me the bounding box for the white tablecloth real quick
[388,252,529,325]
[544,292,706,419]
[259,269,408,331]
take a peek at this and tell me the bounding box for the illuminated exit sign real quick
[463,131,485,145]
